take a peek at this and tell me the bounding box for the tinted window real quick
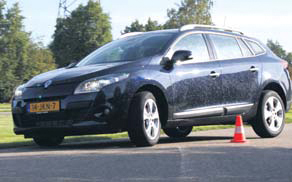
[209,34,242,59]
[246,40,265,55]
[173,34,210,61]
[237,38,253,57]
[77,33,175,66]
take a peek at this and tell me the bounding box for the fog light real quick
[94,113,102,118]
[94,108,111,118]
[104,108,110,115]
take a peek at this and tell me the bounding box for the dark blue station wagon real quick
[12,24,292,147]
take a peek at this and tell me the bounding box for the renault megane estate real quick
[12,24,292,147]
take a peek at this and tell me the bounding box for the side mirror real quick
[171,50,193,62]
[161,50,193,69]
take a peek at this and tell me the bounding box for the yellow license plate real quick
[29,101,60,113]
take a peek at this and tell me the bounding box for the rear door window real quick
[209,34,242,60]
[173,34,210,62]
[246,40,265,55]
[237,38,253,57]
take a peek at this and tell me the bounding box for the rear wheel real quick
[252,90,285,138]
[33,136,64,147]
[163,126,193,138]
[128,92,161,147]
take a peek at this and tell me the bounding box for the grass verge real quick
[0,108,291,148]
[0,114,129,149]
[0,103,11,112]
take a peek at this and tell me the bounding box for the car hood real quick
[25,62,132,88]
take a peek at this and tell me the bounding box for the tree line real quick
[123,0,213,33]
[0,1,55,101]
[0,0,291,102]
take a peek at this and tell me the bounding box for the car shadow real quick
[59,135,259,150]
[0,135,260,153]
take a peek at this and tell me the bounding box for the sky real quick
[6,0,292,52]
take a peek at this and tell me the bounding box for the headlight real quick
[14,84,25,97]
[74,73,129,94]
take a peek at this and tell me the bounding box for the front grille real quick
[23,96,66,103]
[22,83,77,100]
[15,108,91,127]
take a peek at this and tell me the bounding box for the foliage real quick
[285,53,292,64]
[267,40,286,59]
[50,0,112,67]
[123,0,213,33]
[122,18,163,34]
[26,43,56,78]
[267,40,292,64]
[123,20,145,33]
[164,0,213,29]
[145,18,163,31]
[0,1,56,102]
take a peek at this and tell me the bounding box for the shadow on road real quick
[58,136,235,150]
[0,135,260,153]
[0,136,111,150]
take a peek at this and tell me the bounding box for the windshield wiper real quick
[66,61,78,69]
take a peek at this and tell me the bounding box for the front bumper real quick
[14,121,122,138]
[12,84,130,137]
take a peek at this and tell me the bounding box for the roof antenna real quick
[223,16,227,27]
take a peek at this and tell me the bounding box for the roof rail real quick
[180,24,244,35]
[118,32,144,39]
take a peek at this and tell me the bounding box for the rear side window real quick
[246,40,265,55]
[209,34,242,60]
[173,34,210,61]
[237,38,253,57]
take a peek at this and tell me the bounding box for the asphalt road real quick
[0,125,292,182]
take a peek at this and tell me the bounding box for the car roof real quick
[179,29,251,39]
[144,28,259,43]
[120,25,262,45]
[125,28,249,39]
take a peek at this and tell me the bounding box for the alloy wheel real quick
[143,99,160,140]
[264,96,284,132]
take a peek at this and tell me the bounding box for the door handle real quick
[250,66,259,72]
[209,71,220,78]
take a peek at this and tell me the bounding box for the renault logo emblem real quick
[44,80,52,89]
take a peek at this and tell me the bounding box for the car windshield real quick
[77,33,175,66]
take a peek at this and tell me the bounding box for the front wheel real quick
[33,136,64,147]
[163,126,193,138]
[252,90,285,138]
[128,92,161,147]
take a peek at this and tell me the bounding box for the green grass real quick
[0,114,129,148]
[285,111,292,123]
[0,103,10,108]
[0,109,291,148]
[0,103,11,112]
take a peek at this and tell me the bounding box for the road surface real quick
[0,124,291,182]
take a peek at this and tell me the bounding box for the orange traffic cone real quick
[231,115,247,143]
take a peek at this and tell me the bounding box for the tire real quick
[128,92,161,147]
[33,136,64,147]
[163,126,193,138]
[252,90,285,138]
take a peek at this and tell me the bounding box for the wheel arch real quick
[135,84,169,127]
[262,82,287,109]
